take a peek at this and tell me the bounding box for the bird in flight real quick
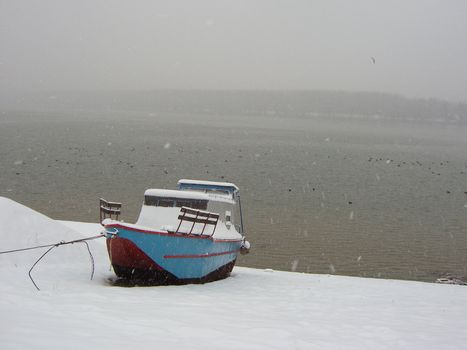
[370,56,376,64]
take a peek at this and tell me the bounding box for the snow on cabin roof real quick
[144,189,210,200]
[144,189,235,204]
[177,179,239,192]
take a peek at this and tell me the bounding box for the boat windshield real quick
[177,179,239,198]
[144,195,208,210]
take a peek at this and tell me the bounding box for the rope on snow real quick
[0,234,104,291]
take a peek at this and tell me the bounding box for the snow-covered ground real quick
[1,197,466,350]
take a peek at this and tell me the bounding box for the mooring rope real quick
[0,234,104,255]
[0,234,104,291]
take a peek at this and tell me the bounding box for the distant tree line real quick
[2,90,466,123]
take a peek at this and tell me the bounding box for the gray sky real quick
[1,0,466,102]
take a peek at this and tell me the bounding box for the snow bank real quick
[1,197,466,349]
[0,197,102,267]
[0,197,105,289]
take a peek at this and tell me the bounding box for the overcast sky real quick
[1,0,466,102]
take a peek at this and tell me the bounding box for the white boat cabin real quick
[136,181,243,237]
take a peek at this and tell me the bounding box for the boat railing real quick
[99,198,122,223]
[175,206,219,236]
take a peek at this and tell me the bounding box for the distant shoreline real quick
[2,90,466,124]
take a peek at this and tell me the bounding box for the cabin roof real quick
[144,189,210,200]
[177,179,239,193]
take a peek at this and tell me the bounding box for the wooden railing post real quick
[99,198,122,224]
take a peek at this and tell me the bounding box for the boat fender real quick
[240,240,251,255]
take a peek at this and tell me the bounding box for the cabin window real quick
[175,200,192,208]
[144,196,207,210]
[157,199,174,207]
[184,200,207,210]
[175,199,207,210]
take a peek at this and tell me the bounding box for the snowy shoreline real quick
[1,197,467,349]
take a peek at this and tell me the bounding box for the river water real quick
[1,109,466,282]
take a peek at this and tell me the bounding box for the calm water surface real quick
[1,110,466,282]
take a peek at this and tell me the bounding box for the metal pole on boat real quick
[238,194,245,235]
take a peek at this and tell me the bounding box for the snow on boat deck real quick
[1,197,466,350]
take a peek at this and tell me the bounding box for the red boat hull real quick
[106,236,236,284]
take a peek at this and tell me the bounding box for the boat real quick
[101,179,250,284]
